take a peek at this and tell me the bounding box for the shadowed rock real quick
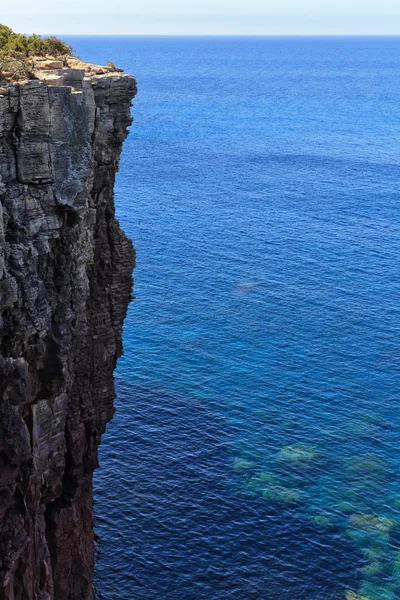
[0,72,137,599]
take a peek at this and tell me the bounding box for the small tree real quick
[26,34,45,56]
[0,25,13,49]
[42,36,72,57]
[3,33,29,55]
[0,50,33,82]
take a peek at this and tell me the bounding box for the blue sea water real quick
[66,36,400,599]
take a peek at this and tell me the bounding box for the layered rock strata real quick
[0,71,137,599]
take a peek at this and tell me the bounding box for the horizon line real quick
[51,33,400,37]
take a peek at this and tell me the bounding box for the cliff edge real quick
[0,69,137,599]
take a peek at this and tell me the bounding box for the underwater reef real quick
[233,413,400,600]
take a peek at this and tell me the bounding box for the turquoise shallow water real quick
[66,36,400,599]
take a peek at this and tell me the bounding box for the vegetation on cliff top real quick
[0,25,72,57]
[0,24,72,82]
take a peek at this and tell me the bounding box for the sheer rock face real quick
[0,74,137,600]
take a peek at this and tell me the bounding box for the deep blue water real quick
[66,36,400,600]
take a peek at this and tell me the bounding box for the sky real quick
[3,0,400,35]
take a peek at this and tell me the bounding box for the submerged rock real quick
[262,485,307,504]
[334,500,358,514]
[346,455,390,477]
[277,443,320,467]
[313,514,334,528]
[344,412,384,440]
[349,514,395,535]
[233,458,255,471]
[345,591,371,600]
[358,583,397,600]
[360,560,384,576]
[361,546,387,564]
[389,495,400,509]
[251,471,277,486]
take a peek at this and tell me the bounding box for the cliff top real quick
[0,24,124,85]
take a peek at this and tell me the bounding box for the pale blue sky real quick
[4,0,400,35]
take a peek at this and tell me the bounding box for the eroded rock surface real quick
[0,72,137,599]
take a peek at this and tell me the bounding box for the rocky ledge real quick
[0,69,137,599]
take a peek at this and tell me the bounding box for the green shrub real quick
[0,24,72,58]
[3,33,29,55]
[0,51,33,81]
[26,33,45,56]
[0,25,13,49]
[41,36,72,57]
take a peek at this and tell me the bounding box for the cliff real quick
[0,69,137,599]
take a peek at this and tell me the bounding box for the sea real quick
[64,36,400,600]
